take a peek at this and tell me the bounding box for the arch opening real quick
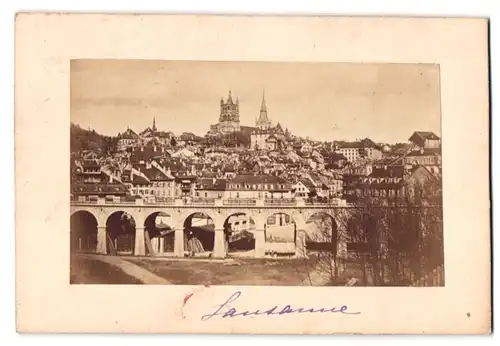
[223,213,256,256]
[344,213,383,286]
[305,212,339,253]
[144,212,175,255]
[345,213,379,256]
[70,211,98,253]
[304,212,344,284]
[264,212,296,257]
[184,212,215,256]
[106,211,136,255]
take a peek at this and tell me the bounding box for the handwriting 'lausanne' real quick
[201,291,361,321]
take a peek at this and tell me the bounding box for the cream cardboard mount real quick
[14,13,491,334]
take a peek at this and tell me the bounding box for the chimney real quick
[130,169,134,181]
[141,146,144,152]
[146,161,152,169]
[154,145,157,152]
[109,175,113,184]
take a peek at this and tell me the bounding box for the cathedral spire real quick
[227,89,233,104]
[256,89,271,129]
[152,116,156,131]
[260,89,267,112]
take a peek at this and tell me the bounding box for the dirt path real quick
[74,253,171,285]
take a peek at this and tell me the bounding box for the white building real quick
[336,146,382,162]
[117,128,139,151]
[293,179,314,198]
[226,174,292,199]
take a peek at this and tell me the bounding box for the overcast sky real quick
[71,60,441,144]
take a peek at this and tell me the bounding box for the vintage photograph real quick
[69,60,444,287]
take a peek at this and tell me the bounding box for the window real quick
[236,192,240,198]
[205,192,208,198]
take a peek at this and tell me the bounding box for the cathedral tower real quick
[214,89,240,134]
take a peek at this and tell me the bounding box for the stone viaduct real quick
[70,197,355,259]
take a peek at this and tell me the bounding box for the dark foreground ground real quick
[70,255,143,284]
[126,257,311,285]
[69,253,376,286]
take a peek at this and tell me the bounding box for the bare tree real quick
[300,178,443,286]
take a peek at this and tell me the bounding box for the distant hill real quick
[70,123,116,153]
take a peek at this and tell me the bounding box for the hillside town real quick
[70,88,444,287]
[71,89,442,206]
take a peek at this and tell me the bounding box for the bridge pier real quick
[295,229,307,258]
[134,227,146,256]
[213,229,226,258]
[174,228,184,257]
[254,229,266,258]
[96,226,107,255]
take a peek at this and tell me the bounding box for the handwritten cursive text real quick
[201,291,361,321]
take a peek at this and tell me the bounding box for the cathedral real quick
[209,89,241,134]
[208,89,286,151]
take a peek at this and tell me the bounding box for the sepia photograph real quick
[69,60,444,287]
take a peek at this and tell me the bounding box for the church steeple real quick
[152,116,157,131]
[256,89,271,129]
[227,89,233,104]
[260,89,267,112]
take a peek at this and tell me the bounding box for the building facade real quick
[409,131,441,150]
[226,174,292,199]
[336,146,383,162]
[117,128,139,151]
